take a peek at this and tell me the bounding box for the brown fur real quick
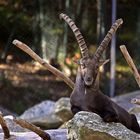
[70,66,140,134]
[60,13,140,133]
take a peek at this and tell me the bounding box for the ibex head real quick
[60,13,123,86]
[78,57,97,86]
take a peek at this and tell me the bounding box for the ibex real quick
[13,13,140,134]
[60,13,140,133]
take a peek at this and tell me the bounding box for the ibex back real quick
[60,13,140,133]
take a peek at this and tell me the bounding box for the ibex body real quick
[71,69,140,133]
[60,13,140,133]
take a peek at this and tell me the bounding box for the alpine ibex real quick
[60,13,140,133]
[13,13,140,134]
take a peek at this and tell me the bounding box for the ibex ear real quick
[73,59,80,65]
[99,59,110,67]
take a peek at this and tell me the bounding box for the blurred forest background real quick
[0,0,140,114]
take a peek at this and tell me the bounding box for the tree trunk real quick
[110,0,117,97]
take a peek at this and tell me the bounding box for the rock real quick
[0,129,67,140]
[59,122,68,129]
[19,98,73,129]
[129,106,140,125]
[0,105,17,117]
[129,106,140,114]
[55,97,73,122]
[20,100,55,120]
[47,129,67,140]
[29,114,63,129]
[0,115,28,133]
[113,91,140,124]
[112,90,140,111]
[67,111,140,140]
[135,113,140,125]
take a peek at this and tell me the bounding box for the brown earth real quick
[0,62,72,114]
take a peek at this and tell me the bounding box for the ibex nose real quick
[87,77,92,82]
[85,77,93,86]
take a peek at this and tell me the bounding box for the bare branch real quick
[131,98,140,105]
[12,39,74,89]
[13,118,51,140]
[120,45,140,87]
[0,112,10,139]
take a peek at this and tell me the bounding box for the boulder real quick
[0,115,28,133]
[20,100,55,120]
[0,105,17,117]
[29,114,63,129]
[112,90,140,111]
[55,97,73,122]
[129,106,140,114]
[20,98,73,129]
[0,129,67,140]
[129,106,140,125]
[67,111,140,140]
[113,91,140,124]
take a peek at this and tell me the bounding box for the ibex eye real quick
[80,63,85,68]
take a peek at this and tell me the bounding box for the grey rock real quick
[59,122,68,129]
[0,115,28,133]
[20,100,55,120]
[129,106,140,114]
[67,111,140,140]
[55,97,73,122]
[29,113,63,129]
[0,129,67,140]
[47,129,67,140]
[113,91,140,124]
[135,113,140,125]
[112,90,140,111]
[0,105,17,117]
[19,98,72,129]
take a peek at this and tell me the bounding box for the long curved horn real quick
[94,18,123,62]
[60,13,89,58]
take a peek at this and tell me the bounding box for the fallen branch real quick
[0,112,10,139]
[12,39,74,89]
[13,118,51,140]
[120,45,140,87]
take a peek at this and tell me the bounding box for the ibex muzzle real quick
[79,58,94,86]
[60,13,140,134]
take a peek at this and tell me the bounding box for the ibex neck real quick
[75,68,85,89]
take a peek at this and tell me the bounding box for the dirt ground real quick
[0,62,72,114]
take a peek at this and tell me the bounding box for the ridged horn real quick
[60,13,89,58]
[94,18,123,62]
